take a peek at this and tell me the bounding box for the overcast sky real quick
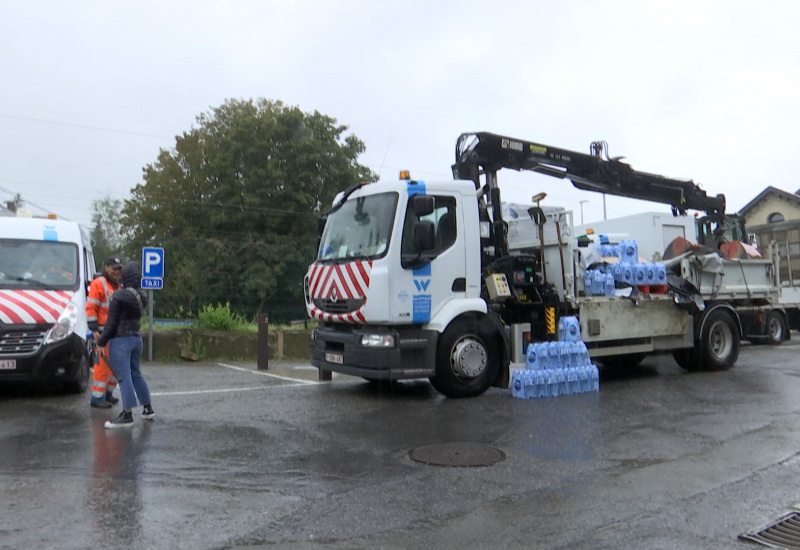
[2,0,798,229]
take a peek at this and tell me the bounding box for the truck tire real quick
[62,355,90,394]
[429,317,501,398]
[672,348,702,371]
[698,309,740,371]
[765,310,787,345]
[597,353,646,368]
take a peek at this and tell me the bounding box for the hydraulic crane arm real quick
[452,132,726,216]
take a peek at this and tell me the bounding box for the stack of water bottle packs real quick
[510,316,600,399]
[584,239,669,296]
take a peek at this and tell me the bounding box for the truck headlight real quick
[360,334,395,348]
[45,303,79,344]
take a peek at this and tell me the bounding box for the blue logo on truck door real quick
[413,279,431,292]
[412,260,431,323]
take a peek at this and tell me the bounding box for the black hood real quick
[121,262,142,288]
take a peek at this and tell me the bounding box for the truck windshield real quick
[0,239,80,291]
[318,192,398,262]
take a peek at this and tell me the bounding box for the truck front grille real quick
[312,296,365,314]
[0,330,46,355]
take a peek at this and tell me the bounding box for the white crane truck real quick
[304,132,778,397]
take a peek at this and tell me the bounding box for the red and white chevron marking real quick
[306,261,372,324]
[0,290,74,324]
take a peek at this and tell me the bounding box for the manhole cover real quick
[408,442,505,467]
[740,511,800,549]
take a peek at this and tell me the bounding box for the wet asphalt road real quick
[2,341,800,550]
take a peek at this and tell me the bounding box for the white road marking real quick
[215,362,320,385]
[151,384,312,396]
[149,362,323,396]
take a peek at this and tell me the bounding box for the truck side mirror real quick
[414,220,436,251]
[410,194,435,217]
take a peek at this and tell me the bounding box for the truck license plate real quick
[325,352,343,365]
[0,359,16,370]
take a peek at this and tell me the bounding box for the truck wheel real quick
[672,348,702,371]
[766,311,787,345]
[429,317,500,398]
[62,355,90,394]
[698,309,740,371]
[597,353,646,368]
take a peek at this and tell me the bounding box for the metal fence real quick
[142,240,316,325]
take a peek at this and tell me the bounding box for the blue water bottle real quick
[526,343,537,370]
[655,262,667,285]
[511,370,525,398]
[522,371,533,398]
[547,369,559,397]
[578,366,590,393]
[634,263,647,286]
[645,263,656,285]
[619,240,638,263]
[551,342,564,369]
[556,368,567,395]
[589,365,600,392]
[621,263,634,285]
[534,369,548,398]
[567,317,580,341]
[536,342,550,370]
[566,367,579,394]
[611,263,623,282]
[575,342,590,366]
[604,272,615,296]
[592,270,603,296]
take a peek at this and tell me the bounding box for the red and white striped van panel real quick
[0,290,73,324]
[306,261,372,324]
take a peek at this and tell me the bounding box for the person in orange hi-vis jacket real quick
[87,256,123,408]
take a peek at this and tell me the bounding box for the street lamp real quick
[579,200,588,225]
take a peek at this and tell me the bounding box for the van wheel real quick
[766,311,787,345]
[63,356,90,394]
[429,317,500,398]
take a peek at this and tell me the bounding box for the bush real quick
[197,302,249,331]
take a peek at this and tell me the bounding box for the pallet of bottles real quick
[511,340,599,399]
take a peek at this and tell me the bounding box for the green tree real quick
[90,196,127,268]
[122,98,375,321]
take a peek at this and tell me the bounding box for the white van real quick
[0,216,96,392]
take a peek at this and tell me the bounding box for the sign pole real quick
[148,289,154,361]
[141,246,165,362]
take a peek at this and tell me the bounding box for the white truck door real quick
[392,192,465,324]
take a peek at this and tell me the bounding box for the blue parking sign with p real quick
[142,247,164,289]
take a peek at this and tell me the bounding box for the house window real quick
[768,212,785,223]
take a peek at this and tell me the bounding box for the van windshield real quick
[0,239,80,291]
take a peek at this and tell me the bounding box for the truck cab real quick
[305,176,508,396]
[0,216,95,392]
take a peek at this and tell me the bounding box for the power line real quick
[0,113,172,140]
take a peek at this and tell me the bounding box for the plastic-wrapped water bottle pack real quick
[584,238,668,296]
[511,316,600,399]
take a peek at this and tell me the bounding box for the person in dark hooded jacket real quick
[98,262,155,428]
